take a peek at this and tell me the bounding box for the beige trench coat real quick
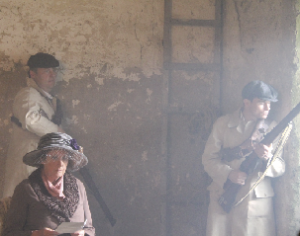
[202,109,285,236]
[2,78,59,198]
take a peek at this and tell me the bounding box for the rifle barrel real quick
[80,167,117,227]
[262,102,300,145]
[218,101,300,213]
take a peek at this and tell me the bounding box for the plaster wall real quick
[1,0,300,236]
[0,0,218,236]
[222,0,299,235]
[0,1,165,236]
[222,0,291,111]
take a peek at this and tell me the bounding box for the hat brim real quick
[23,147,88,172]
[260,97,278,102]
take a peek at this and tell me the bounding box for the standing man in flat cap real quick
[202,80,285,236]
[2,52,65,198]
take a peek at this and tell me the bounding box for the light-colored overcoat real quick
[3,78,59,198]
[202,109,285,236]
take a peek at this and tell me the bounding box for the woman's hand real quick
[31,228,58,236]
[71,229,85,236]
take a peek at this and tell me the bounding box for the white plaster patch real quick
[152,174,161,187]
[186,173,190,179]
[108,101,123,111]
[4,119,9,126]
[111,67,141,82]
[72,99,80,108]
[84,114,91,120]
[0,60,15,71]
[181,71,214,83]
[71,115,79,124]
[142,151,148,161]
[146,88,153,96]
[146,88,153,104]
[127,73,141,81]
[129,196,135,205]
[95,77,104,85]
[81,127,87,134]
[176,174,180,185]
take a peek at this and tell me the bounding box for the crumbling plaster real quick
[1,0,300,236]
[222,0,299,235]
[222,0,288,112]
[0,1,165,236]
[0,0,163,81]
[283,1,300,235]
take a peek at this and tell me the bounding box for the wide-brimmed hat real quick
[23,132,88,172]
[242,80,278,102]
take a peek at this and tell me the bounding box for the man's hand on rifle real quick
[228,170,247,185]
[254,143,273,161]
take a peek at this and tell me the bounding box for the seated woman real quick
[3,132,95,236]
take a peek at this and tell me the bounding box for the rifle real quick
[80,166,117,226]
[218,102,300,213]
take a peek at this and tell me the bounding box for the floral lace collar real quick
[29,168,79,224]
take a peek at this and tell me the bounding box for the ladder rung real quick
[171,19,216,27]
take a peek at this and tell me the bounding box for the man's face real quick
[30,68,57,93]
[244,98,271,120]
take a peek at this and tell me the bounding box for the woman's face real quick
[42,150,68,179]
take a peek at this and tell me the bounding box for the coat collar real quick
[26,77,54,100]
[227,108,256,133]
[29,168,79,224]
[227,109,243,128]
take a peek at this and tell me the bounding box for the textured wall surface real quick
[282,1,300,235]
[222,0,293,112]
[0,1,165,236]
[222,0,298,235]
[0,0,299,236]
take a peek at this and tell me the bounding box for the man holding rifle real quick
[202,80,285,236]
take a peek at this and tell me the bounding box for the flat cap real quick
[242,80,278,102]
[27,52,59,69]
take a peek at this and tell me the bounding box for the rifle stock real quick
[218,102,300,213]
[80,166,117,226]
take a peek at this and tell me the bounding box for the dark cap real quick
[27,52,59,69]
[242,80,278,102]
